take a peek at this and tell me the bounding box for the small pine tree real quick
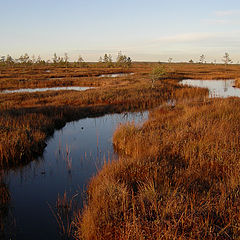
[116,52,132,68]
[52,53,58,64]
[150,65,166,88]
[102,54,113,67]
[5,55,14,66]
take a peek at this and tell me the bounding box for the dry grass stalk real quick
[76,98,240,240]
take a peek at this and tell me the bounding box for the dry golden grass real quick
[76,98,240,240]
[0,65,133,90]
[1,62,239,238]
[1,63,240,90]
[0,63,209,169]
[168,63,240,80]
[235,78,240,88]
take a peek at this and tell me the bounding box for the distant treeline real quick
[0,52,132,68]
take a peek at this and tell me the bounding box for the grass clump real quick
[0,64,208,168]
[76,98,240,240]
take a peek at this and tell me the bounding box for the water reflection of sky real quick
[98,73,134,78]
[6,111,148,240]
[1,86,93,94]
[181,79,240,98]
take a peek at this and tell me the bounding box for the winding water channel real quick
[3,112,148,240]
[2,79,240,239]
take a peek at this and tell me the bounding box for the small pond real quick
[180,79,240,98]
[3,111,148,240]
[98,73,134,78]
[1,86,93,94]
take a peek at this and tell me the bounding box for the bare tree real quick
[64,53,69,68]
[199,54,205,64]
[77,55,87,67]
[168,57,173,64]
[222,52,232,67]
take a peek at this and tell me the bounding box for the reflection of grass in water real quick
[49,191,80,240]
[0,176,13,239]
[50,133,115,239]
[1,62,211,169]
[76,98,240,240]
[65,145,72,174]
[55,126,114,173]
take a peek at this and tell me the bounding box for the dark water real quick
[4,78,239,239]
[1,86,93,94]
[3,111,148,240]
[180,79,240,98]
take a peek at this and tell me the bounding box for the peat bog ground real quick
[1,62,240,239]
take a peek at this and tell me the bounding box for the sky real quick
[1,0,240,62]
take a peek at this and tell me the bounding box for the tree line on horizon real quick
[0,52,132,68]
[188,52,233,66]
[0,52,236,67]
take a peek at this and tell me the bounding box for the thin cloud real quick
[215,10,240,17]
[153,32,219,43]
[202,19,229,24]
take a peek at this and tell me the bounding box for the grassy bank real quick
[0,63,209,169]
[1,63,240,90]
[2,62,238,168]
[1,62,239,238]
[0,66,132,90]
[76,98,240,240]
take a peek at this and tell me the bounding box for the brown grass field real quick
[1,62,240,239]
[0,62,216,169]
[77,98,240,240]
[1,63,240,90]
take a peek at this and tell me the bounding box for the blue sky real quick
[1,0,240,62]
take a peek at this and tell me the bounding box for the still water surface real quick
[1,86,92,94]
[4,79,240,239]
[180,79,240,98]
[4,111,148,240]
[1,73,134,94]
[98,73,134,78]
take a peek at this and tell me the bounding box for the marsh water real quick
[0,72,134,94]
[98,73,134,78]
[3,111,148,240]
[181,79,240,98]
[2,78,240,239]
[1,86,93,94]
